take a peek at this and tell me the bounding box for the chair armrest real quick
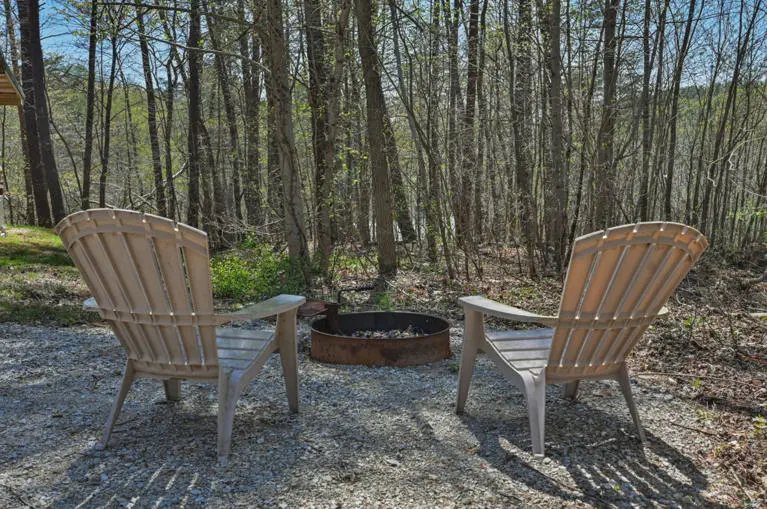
[459,295,558,326]
[216,294,306,324]
[83,297,99,312]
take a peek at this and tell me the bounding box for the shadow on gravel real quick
[463,401,728,508]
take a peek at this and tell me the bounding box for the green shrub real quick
[211,241,305,302]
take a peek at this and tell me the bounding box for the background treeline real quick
[1,0,766,283]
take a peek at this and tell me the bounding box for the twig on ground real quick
[0,483,36,508]
[670,422,720,437]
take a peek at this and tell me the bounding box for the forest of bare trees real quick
[1,0,766,281]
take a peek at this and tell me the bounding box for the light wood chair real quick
[456,222,708,456]
[56,209,306,465]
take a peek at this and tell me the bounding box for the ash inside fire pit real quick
[348,325,425,339]
[311,311,451,366]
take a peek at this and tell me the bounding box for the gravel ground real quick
[0,322,735,508]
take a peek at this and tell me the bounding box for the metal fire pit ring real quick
[310,311,451,367]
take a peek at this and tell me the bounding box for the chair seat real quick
[216,328,275,370]
[486,328,553,373]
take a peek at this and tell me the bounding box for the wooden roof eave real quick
[0,49,24,105]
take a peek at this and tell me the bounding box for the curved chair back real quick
[547,222,708,381]
[57,209,218,378]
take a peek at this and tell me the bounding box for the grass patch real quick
[0,226,73,269]
[0,302,96,326]
[0,227,94,325]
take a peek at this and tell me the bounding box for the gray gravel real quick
[0,322,732,508]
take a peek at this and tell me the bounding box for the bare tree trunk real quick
[4,0,33,223]
[388,0,427,244]
[458,0,479,265]
[349,56,370,245]
[546,0,567,270]
[593,0,619,229]
[357,0,397,278]
[263,40,284,231]
[205,0,243,226]
[265,0,311,281]
[81,0,98,210]
[186,0,202,227]
[240,0,262,226]
[381,103,416,242]
[162,51,177,219]
[638,0,652,221]
[18,0,65,225]
[507,0,537,276]
[663,0,697,219]
[99,29,118,209]
[424,0,441,262]
[135,0,166,217]
[303,0,334,272]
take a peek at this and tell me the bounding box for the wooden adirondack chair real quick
[56,209,306,465]
[456,222,708,456]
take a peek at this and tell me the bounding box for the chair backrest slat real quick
[547,222,707,377]
[57,209,218,369]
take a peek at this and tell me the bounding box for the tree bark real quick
[663,0,697,219]
[357,0,397,278]
[81,0,98,210]
[186,0,202,227]
[545,0,567,270]
[4,0,33,223]
[99,29,119,208]
[135,0,166,217]
[265,0,311,281]
[18,0,65,225]
[205,1,243,226]
[507,0,537,276]
[240,0,262,226]
[458,0,479,254]
[593,0,619,229]
[303,0,334,271]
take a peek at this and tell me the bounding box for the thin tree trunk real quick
[186,0,202,227]
[546,0,567,270]
[663,0,697,219]
[99,30,118,208]
[357,0,397,278]
[81,0,99,210]
[303,0,334,271]
[18,0,65,225]
[135,0,166,217]
[4,0,33,222]
[508,0,537,276]
[388,0,427,244]
[205,0,243,226]
[240,0,262,226]
[458,0,479,260]
[265,0,311,281]
[593,0,619,229]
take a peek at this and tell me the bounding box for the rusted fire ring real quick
[310,311,451,367]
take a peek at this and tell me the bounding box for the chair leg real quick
[617,364,646,443]
[103,360,135,447]
[217,369,242,466]
[276,309,299,413]
[456,309,484,414]
[523,373,547,457]
[164,380,181,402]
[564,381,580,400]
